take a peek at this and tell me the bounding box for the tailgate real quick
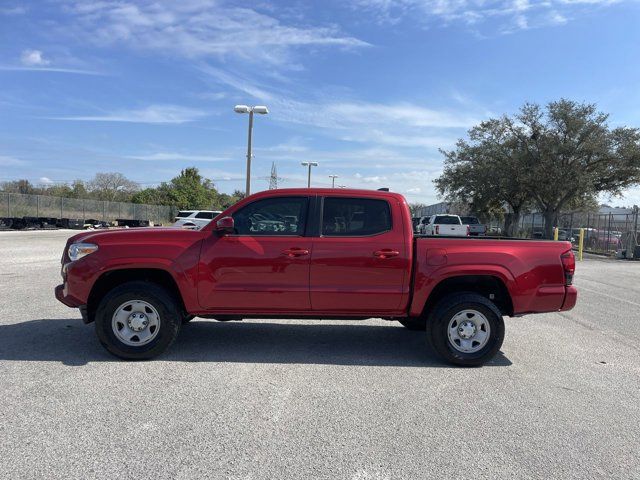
[437,224,467,236]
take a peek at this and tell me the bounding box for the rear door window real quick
[195,212,214,219]
[322,197,391,236]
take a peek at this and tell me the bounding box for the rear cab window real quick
[434,216,461,225]
[321,197,391,236]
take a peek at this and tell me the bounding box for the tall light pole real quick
[329,174,338,188]
[301,161,318,188]
[234,105,269,196]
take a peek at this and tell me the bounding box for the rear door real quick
[309,195,409,314]
[198,196,312,312]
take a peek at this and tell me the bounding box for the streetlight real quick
[301,162,318,188]
[328,174,339,188]
[234,104,269,196]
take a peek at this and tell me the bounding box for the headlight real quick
[68,243,98,261]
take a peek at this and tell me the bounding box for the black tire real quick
[426,292,505,367]
[95,281,182,360]
[398,317,426,331]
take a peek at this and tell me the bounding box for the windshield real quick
[176,211,192,218]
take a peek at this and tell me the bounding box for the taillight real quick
[561,250,575,285]
[435,225,439,235]
[466,225,470,236]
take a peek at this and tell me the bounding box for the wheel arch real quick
[418,274,514,319]
[86,268,186,324]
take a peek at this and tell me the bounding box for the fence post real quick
[578,228,584,261]
[82,199,85,221]
[553,227,559,241]
[36,195,40,218]
[7,193,10,218]
[60,197,64,220]
[607,213,612,253]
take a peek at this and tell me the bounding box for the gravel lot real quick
[1,230,639,479]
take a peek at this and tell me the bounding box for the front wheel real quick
[95,281,182,360]
[426,292,505,367]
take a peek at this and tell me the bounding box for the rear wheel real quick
[95,281,181,360]
[426,292,505,367]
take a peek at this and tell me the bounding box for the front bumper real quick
[55,283,84,308]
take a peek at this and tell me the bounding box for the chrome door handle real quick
[282,248,310,257]
[373,249,400,259]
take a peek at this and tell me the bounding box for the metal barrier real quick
[1,193,177,225]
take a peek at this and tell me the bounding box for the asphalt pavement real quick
[0,230,638,479]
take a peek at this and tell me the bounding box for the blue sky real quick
[1,0,640,205]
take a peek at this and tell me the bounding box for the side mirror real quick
[215,216,235,234]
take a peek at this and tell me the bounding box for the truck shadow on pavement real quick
[0,318,512,368]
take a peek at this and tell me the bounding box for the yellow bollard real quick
[553,227,559,241]
[578,228,584,261]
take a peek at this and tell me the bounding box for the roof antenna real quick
[377,187,389,192]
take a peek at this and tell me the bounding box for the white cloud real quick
[38,176,54,185]
[127,152,229,162]
[54,104,208,124]
[61,1,369,67]
[0,66,104,75]
[353,0,627,32]
[0,155,27,166]
[20,49,50,66]
[1,5,27,15]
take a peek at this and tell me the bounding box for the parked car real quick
[422,214,469,236]
[173,210,222,229]
[416,216,431,234]
[56,188,577,367]
[412,217,421,233]
[460,216,486,236]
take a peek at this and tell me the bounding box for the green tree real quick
[408,203,426,217]
[436,100,640,238]
[88,172,139,202]
[436,119,531,236]
[164,167,218,209]
[0,179,36,194]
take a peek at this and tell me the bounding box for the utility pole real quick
[234,105,269,196]
[329,174,338,188]
[301,162,318,188]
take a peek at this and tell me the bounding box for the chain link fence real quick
[515,210,640,255]
[1,193,177,226]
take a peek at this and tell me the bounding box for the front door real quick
[198,196,312,312]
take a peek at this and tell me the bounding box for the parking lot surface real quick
[1,230,639,479]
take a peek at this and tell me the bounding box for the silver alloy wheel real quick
[447,309,491,353]
[111,300,161,347]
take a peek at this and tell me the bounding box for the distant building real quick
[417,202,451,217]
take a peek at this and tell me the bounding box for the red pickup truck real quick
[55,188,577,366]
